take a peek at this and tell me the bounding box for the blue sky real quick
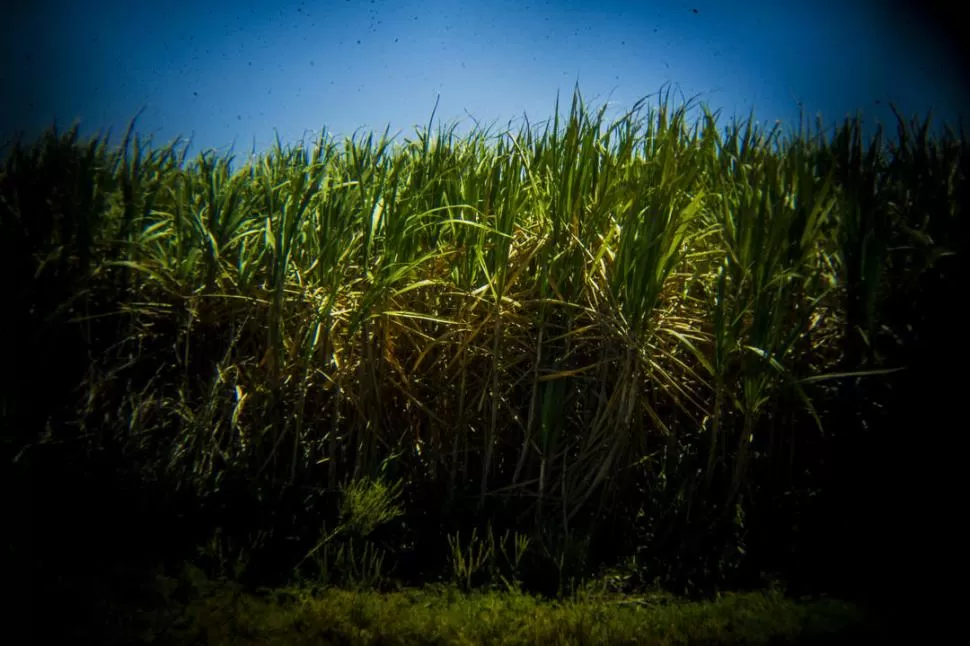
[2,0,967,157]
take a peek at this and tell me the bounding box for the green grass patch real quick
[148,577,880,645]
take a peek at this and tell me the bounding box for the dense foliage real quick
[3,89,964,636]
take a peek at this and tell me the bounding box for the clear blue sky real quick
[2,0,967,156]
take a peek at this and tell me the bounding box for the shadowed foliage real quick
[3,86,963,643]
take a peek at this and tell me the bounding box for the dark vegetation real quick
[2,88,964,643]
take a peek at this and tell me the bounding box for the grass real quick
[3,83,964,643]
[173,586,875,646]
[53,567,881,645]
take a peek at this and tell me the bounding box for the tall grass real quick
[3,85,964,596]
